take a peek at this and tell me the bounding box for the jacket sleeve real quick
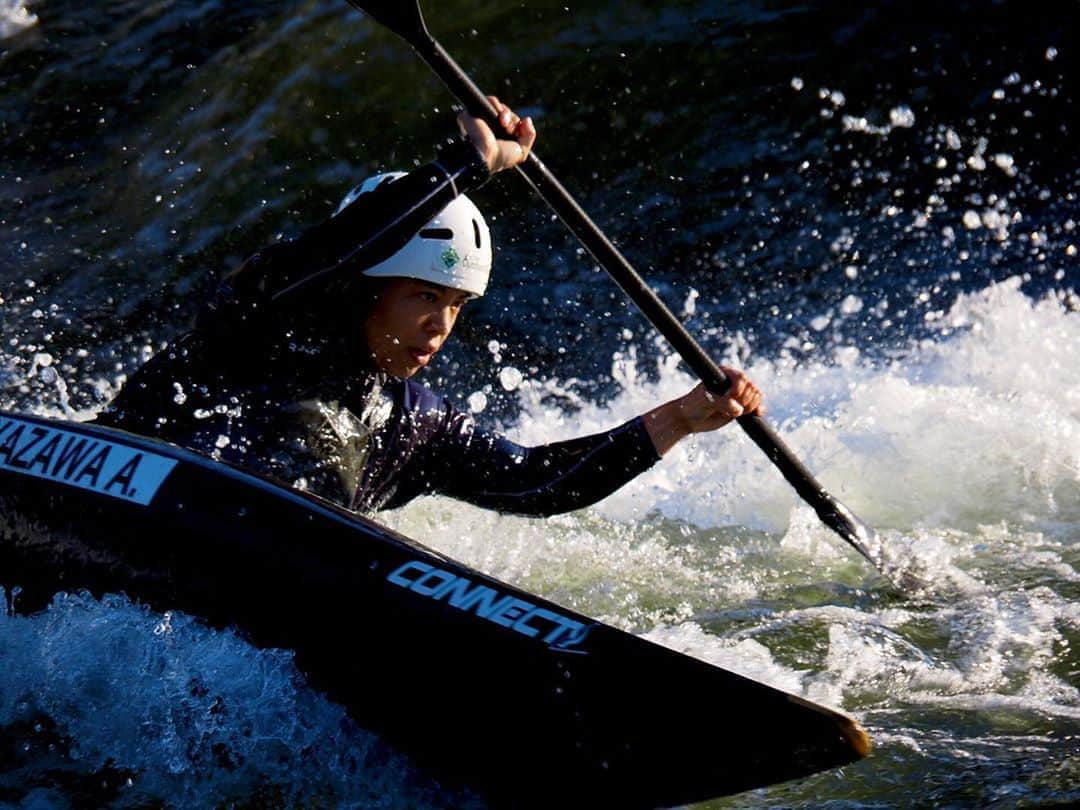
[413,407,662,517]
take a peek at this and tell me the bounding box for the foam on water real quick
[494,276,1080,537]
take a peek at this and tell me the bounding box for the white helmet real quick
[336,172,492,297]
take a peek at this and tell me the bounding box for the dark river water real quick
[1,0,1078,807]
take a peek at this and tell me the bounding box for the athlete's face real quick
[364,278,471,378]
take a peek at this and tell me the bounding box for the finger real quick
[501,109,521,136]
[517,116,536,158]
[484,96,513,138]
[746,390,762,415]
[486,96,514,133]
[706,389,732,420]
[728,371,748,402]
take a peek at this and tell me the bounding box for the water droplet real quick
[499,367,523,391]
[467,391,488,413]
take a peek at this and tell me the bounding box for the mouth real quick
[408,347,435,367]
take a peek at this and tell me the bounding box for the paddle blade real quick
[345,0,429,43]
[827,500,932,593]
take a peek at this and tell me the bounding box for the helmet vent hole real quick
[420,228,454,240]
[473,219,482,249]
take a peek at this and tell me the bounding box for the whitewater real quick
[2,275,1076,807]
[2,0,1078,804]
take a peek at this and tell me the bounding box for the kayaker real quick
[94,98,764,516]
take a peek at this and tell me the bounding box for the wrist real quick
[673,394,696,435]
[643,398,693,457]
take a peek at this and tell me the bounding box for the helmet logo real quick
[440,247,460,269]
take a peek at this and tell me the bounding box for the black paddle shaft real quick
[345,1,881,568]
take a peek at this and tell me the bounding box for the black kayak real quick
[0,409,870,807]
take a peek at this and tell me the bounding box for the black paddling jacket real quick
[94,139,659,516]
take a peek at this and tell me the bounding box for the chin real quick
[387,363,421,379]
[371,354,416,379]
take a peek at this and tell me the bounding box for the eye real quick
[418,291,439,303]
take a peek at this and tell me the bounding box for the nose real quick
[426,305,455,337]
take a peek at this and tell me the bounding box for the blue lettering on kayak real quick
[387,560,592,650]
[0,415,177,505]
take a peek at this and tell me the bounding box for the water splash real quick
[0,0,36,40]
[2,279,1076,803]
[0,590,483,808]
[390,276,1079,734]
